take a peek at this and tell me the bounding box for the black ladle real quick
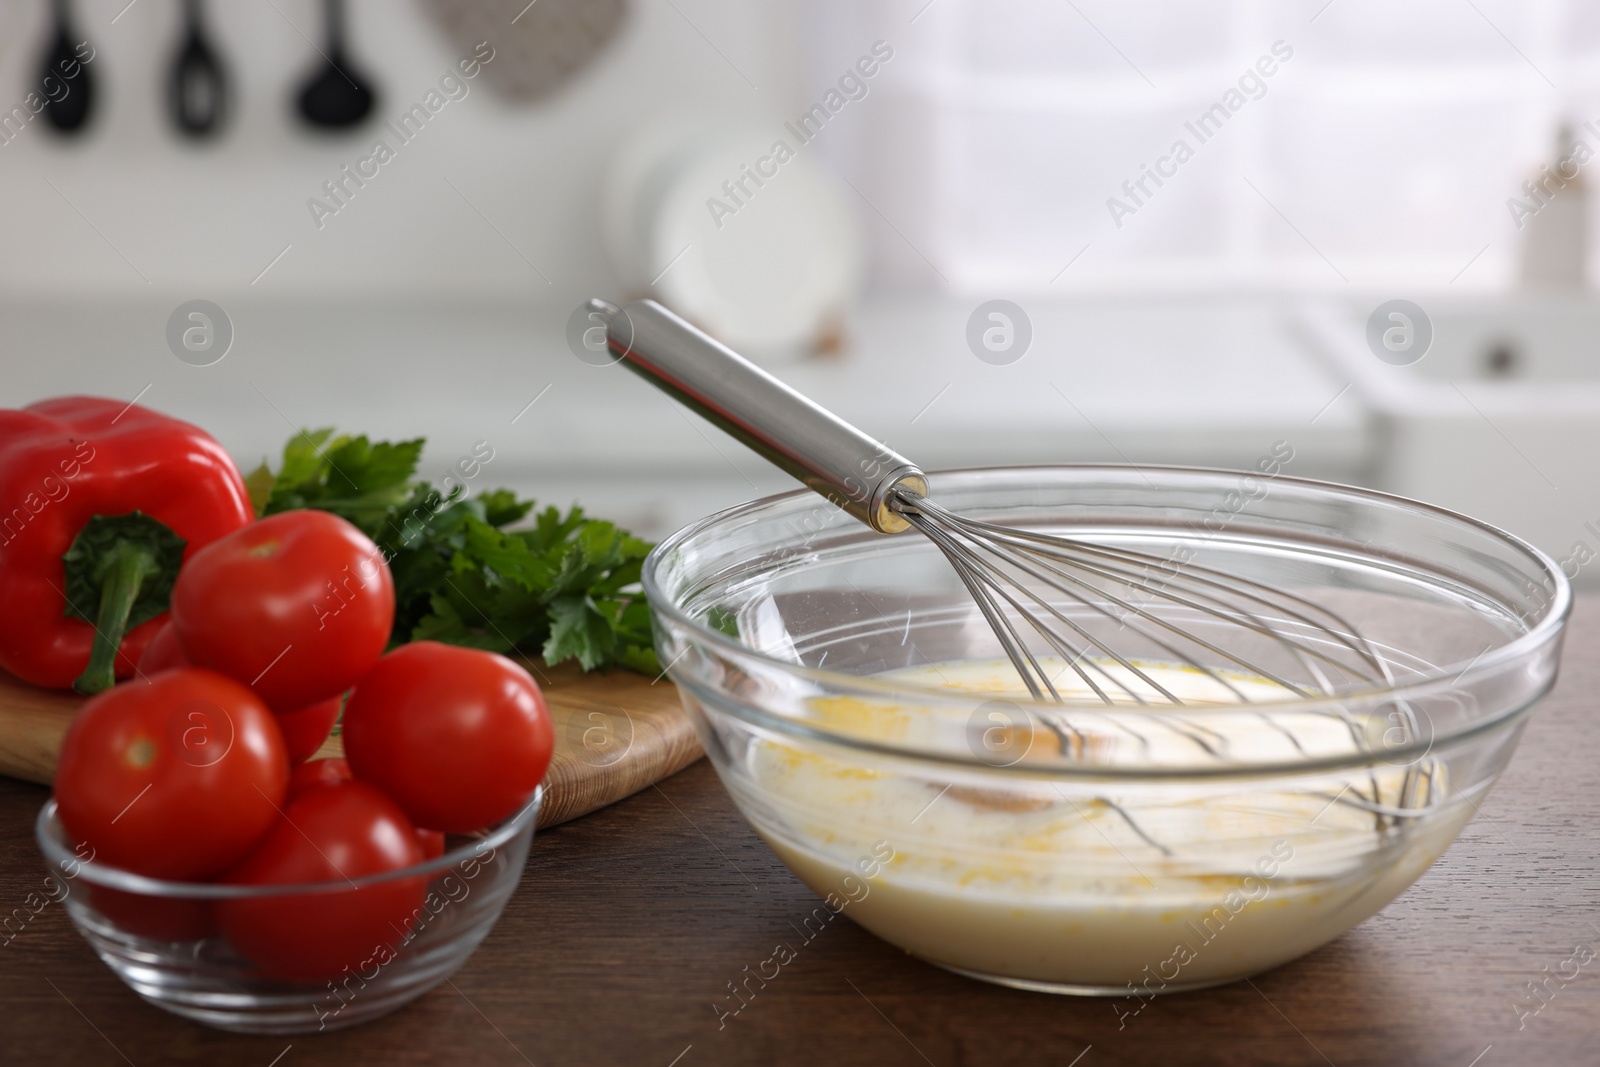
[39,0,94,134]
[169,0,228,137]
[295,0,377,129]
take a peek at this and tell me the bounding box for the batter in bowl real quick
[734,660,1466,994]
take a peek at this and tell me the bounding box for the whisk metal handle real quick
[587,298,926,533]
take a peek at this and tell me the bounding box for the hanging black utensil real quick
[39,0,94,134]
[295,0,377,129]
[169,0,228,137]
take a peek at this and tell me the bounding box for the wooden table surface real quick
[3,603,1598,1067]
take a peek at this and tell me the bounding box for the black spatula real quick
[39,0,94,134]
[295,0,377,130]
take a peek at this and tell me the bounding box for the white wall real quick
[0,0,806,303]
[0,2,1382,551]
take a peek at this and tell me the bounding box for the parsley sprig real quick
[244,430,658,674]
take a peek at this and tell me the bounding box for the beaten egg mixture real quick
[734,660,1465,991]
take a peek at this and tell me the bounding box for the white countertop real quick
[0,295,1367,537]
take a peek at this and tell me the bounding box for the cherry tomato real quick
[136,621,188,674]
[343,642,552,832]
[171,510,395,711]
[54,669,289,880]
[139,620,339,764]
[216,781,425,981]
[286,756,353,800]
[88,885,217,942]
[139,622,341,762]
[415,828,446,862]
[276,697,341,764]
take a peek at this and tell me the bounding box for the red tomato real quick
[342,642,552,833]
[216,781,425,981]
[54,669,289,880]
[88,885,217,942]
[415,828,446,862]
[136,621,189,674]
[171,510,395,711]
[136,621,340,763]
[286,756,353,800]
[275,697,341,764]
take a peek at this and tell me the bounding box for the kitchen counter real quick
[0,295,1366,538]
[1,601,1596,1066]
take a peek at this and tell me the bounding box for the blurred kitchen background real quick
[4,0,1600,582]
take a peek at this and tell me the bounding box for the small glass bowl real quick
[35,789,540,1033]
[644,466,1570,995]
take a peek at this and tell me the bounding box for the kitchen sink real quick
[1296,295,1600,584]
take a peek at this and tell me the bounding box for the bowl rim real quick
[34,787,541,899]
[642,463,1571,741]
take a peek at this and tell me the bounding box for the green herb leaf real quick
[478,489,534,529]
[243,461,276,517]
[262,430,424,536]
[322,436,426,500]
[277,428,336,490]
[543,596,616,671]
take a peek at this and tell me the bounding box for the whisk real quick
[588,297,1432,829]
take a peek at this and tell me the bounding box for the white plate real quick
[602,122,862,361]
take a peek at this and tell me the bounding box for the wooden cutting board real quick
[0,658,701,829]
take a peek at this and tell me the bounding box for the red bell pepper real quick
[0,396,254,693]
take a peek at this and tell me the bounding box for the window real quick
[813,0,1597,293]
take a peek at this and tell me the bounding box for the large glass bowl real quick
[643,466,1569,995]
[35,789,540,1033]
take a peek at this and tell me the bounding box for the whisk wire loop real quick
[890,488,1392,705]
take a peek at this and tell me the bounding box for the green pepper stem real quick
[73,542,160,695]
